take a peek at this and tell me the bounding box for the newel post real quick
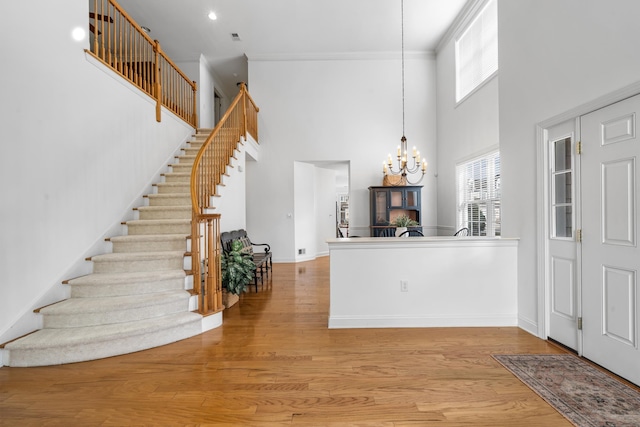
[241,83,247,139]
[192,80,198,128]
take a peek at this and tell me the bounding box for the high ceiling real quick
[118,0,469,96]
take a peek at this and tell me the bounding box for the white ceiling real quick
[118,0,469,96]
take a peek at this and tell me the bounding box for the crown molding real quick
[246,51,435,62]
[436,0,487,53]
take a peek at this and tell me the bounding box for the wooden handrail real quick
[190,83,259,315]
[87,0,197,127]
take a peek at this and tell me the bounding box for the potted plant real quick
[392,214,419,237]
[221,240,256,307]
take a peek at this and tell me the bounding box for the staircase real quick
[3,130,213,367]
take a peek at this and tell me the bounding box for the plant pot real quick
[222,290,239,309]
[395,227,408,237]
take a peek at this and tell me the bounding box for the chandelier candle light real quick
[383,0,427,186]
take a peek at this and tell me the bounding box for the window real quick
[550,137,573,238]
[457,150,501,236]
[455,0,498,102]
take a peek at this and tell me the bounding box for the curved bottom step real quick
[4,312,202,367]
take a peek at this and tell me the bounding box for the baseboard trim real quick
[328,314,518,329]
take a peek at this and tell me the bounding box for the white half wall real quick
[328,237,518,328]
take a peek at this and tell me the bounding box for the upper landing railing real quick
[87,0,197,127]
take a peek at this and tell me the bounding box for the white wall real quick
[435,35,499,235]
[498,0,640,334]
[314,167,337,257]
[176,55,230,130]
[247,54,437,261]
[215,143,247,232]
[294,162,316,260]
[0,0,193,343]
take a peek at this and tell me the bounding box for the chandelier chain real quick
[401,0,405,138]
[381,0,427,186]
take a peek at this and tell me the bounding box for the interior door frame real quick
[535,80,640,343]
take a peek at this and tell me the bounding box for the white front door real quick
[546,120,580,350]
[581,94,640,385]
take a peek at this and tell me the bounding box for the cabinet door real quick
[373,189,389,225]
[404,188,420,209]
[389,189,405,208]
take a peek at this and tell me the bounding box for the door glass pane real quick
[555,205,572,238]
[554,171,572,204]
[390,190,403,207]
[406,190,417,207]
[554,137,572,171]
[375,191,387,223]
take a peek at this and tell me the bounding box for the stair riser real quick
[163,174,191,183]
[42,299,189,328]
[170,164,193,174]
[138,208,191,220]
[147,196,192,207]
[182,148,201,157]
[175,156,195,165]
[92,257,184,274]
[112,239,187,253]
[6,318,202,367]
[127,223,191,235]
[69,277,185,298]
[155,184,190,194]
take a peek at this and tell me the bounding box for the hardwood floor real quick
[0,257,571,426]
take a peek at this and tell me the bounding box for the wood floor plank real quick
[0,256,575,426]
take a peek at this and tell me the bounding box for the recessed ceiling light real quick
[208,11,217,20]
[231,33,241,41]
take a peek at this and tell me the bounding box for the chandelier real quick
[382,0,427,186]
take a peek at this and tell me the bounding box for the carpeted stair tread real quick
[89,251,185,274]
[66,270,187,298]
[90,251,185,263]
[67,270,186,286]
[6,312,201,348]
[154,181,190,190]
[162,172,191,182]
[41,291,188,315]
[39,291,190,327]
[136,206,191,220]
[4,312,202,366]
[124,219,192,236]
[125,219,192,226]
[110,236,188,253]
[145,194,191,206]
[109,234,189,244]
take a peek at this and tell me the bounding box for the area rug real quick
[493,354,640,427]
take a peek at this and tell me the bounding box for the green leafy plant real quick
[392,214,419,227]
[221,240,256,295]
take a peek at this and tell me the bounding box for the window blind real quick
[455,0,498,102]
[457,150,501,236]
